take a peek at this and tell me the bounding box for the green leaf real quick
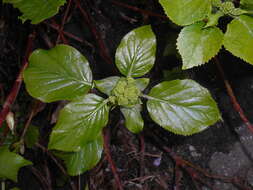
[224,15,253,65]
[135,78,150,91]
[115,25,156,77]
[3,0,66,24]
[212,0,222,7]
[146,80,220,135]
[205,11,224,28]
[159,0,212,26]
[0,146,32,181]
[56,134,103,176]
[240,0,253,10]
[24,45,92,103]
[219,2,248,16]
[177,22,223,69]
[94,76,120,96]
[121,105,144,133]
[49,94,109,152]
[24,125,39,148]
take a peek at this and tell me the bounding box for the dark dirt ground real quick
[1,0,253,189]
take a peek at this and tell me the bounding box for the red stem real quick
[56,0,72,44]
[75,0,113,65]
[0,32,35,128]
[103,128,124,190]
[45,22,94,48]
[111,0,168,20]
[214,57,253,133]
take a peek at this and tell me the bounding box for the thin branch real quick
[111,0,168,20]
[214,57,253,133]
[103,128,124,190]
[75,0,113,65]
[0,32,35,128]
[56,0,73,44]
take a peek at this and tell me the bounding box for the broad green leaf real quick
[135,78,150,91]
[24,45,92,103]
[94,76,120,96]
[48,94,109,152]
[115,25,156,77]
[3,0,66,24]
[56,134,103,176]
[240,0,253,10]
[121,105,144,133]
[146,80,220,135]
[224,15,253,65]
[159,0,212,26]
[177,22,223,69]
[25,125,39,148]
[0,146,32,181]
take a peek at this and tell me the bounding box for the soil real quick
[1,0,253,190]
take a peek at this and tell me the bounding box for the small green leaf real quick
[115,25,156,77]
[24,45,92,102]
[177,22,223,69]
[205,11,224,28]
[121,105,144,133]
[0,146,32,181]
[146,80,220,135]
[135,78,150,91]
[224,15,253,65]
[56,134,103,176]
[219,2,248,16]
[49,94,109,152]
[240,0,253,10]
[94,76,120,96]
[24,125,39,148]
[212,0,222,7]
[3,0,66,24]
[159,0,212,26]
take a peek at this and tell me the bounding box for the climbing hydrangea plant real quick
[23,25,221,176]
[159,0,253,69]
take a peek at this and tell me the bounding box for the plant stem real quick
[0,32,35,128]
[214,57,253,133]
[102,128,123,190]
[111,0,168,19]
[75,0,113,65]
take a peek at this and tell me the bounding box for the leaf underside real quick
[147,79,221,135]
